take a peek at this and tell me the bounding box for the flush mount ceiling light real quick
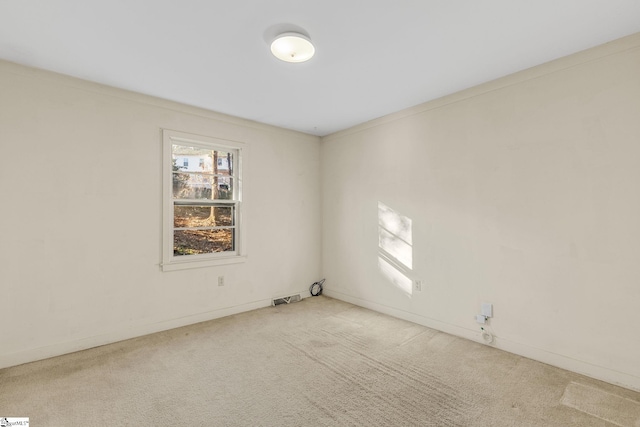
[270,32,315,63]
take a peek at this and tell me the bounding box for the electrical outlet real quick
[413,280,422,292]
[481,303,493,317]
[218,276,224,286]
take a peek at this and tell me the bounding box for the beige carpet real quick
[1,296,639,426]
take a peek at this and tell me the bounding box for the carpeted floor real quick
[2,296,639,426]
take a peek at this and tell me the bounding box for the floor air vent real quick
[272,294,301,306]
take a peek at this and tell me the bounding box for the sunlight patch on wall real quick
[378,202,413,297]
[378,256,413,295]
[379,227,413,269]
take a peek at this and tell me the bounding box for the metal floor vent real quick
[272,294,301,306]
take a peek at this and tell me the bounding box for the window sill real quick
[161,255,247,272]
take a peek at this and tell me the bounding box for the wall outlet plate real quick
[413,280,422,292]
[476,314,487,324]
[481,303,493,317]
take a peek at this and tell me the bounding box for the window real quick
[162,130,245,271]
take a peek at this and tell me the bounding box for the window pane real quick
[174,229,234,256]
[173,174,234,200]
[172,145,234,175]
[173,173,214,199]
[174,206,234,228]
[173,145,214,173]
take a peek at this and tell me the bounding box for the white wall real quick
[0,61,321,368]
[321,33,640,391]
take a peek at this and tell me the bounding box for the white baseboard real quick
[324,289,640,393]
[1,291,309,370]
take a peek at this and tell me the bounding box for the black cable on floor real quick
[310,279,325,296]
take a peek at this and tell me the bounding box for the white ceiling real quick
[1,1,640,136]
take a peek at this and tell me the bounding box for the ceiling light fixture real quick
[270,32,315,63]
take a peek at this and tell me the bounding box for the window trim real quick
[161,129,246,272]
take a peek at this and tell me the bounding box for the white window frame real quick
[161,129,246,271]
